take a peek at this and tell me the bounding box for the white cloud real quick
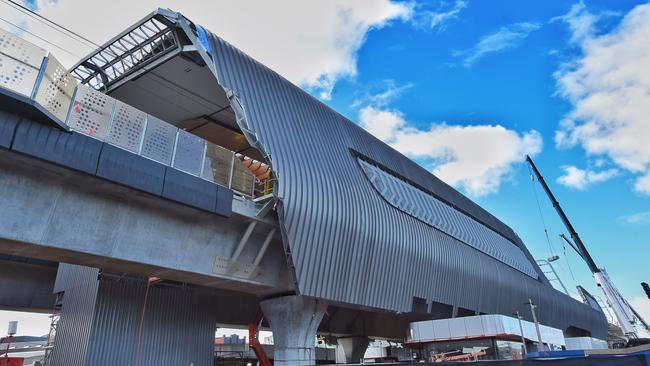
[455,21,541,66]
[359,106,405,142]
[634,172,650,195]
[556,165,618,190]
[555,2,650,195]
[620,211,650,225]
[551,1,599,44]
[5,0,412,100]
[351,79,413,108]
[359,106,543,196]
[415,0,468,31]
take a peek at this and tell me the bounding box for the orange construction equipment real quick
[249,309,272,366]
[0,357,24,366]
[239,156,272,181]
[430,350,487,362]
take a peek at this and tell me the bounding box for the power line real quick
[0,0,99,48]
[0,16,82,58]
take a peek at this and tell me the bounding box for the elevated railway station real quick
[0,8,607,366]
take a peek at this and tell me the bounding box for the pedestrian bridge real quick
[0,24,291,295]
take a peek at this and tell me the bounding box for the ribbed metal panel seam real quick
[49,264,100,366]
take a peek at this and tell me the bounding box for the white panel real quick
[107,100,147,153]
[539,324,565,346]
[432,319,451,340]
[34,55,77,123]
[407,323,418,342]
[448,318,467,339]
[417,321,435,341]
[408,314,566,344]
[464,316,484,338]
[0,28,46,99]
[0,28,46,67]
[482,314,503,337]
[0,54,40,98]
[523,322,537,342]
[565,337,606,350]
[67,85,115,140]
[502,315,522,337]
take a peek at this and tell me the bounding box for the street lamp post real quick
[514,311,527,355]
[526,299,545,352]
[3,321,17,366]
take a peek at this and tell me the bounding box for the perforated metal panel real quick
[106,100,147,153]
[0,28,46,98]
[0,28,46,67]
[141,115,177,165]
[201,142,232,186]
[0,54,38,98]
[34,56,77,123]
[172,130,205,176]
[67,85,115,140]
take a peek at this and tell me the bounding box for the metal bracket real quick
[231,221,257,261]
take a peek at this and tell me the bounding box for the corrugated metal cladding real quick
[50,264,218,366]
[200,28,606,337]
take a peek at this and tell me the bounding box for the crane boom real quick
[525,155,599,274]
[525,155,645,338]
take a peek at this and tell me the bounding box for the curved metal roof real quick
[195,25,605,337]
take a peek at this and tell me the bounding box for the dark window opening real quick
[565,326,591,337]
[429,301,454,319]
[411,297,428,314]
[456,307,476,317]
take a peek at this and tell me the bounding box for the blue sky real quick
[323,0,650,315]
[1,0,649,332]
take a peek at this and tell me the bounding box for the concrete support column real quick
[260,295,327,366]
[337,336,370,364]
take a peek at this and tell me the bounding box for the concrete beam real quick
[0,150,292,296]
[261,296,327,366]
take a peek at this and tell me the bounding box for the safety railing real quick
[0,27,266,199]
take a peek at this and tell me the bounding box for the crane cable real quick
[0,16,82,58]
[527,164,556,257]
[0,0,98,60]
[0,0,99,48]
[559,235,577,283]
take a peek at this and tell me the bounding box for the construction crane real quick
[249,309,272,366]
[525,155,649,340]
